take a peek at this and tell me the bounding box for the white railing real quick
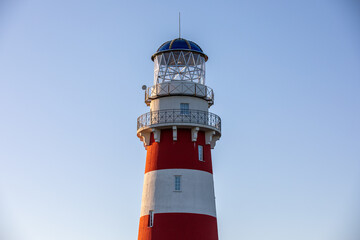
[145,82,214,106]
[137,109,221,133]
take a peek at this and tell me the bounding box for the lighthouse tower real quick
[137,38,221,240]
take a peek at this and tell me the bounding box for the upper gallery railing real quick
[145,82,214,106]
[137,109,221,133]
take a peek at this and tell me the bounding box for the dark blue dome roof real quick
[152,38,208,61]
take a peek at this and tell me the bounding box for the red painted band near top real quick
[144,129,213,174]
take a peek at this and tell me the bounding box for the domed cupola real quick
[151,38,208,61]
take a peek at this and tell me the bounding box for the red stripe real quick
[145,129,213,174]
[138,213,218,240]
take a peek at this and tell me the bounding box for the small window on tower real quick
[148,210,154,227]
[198,145,204,161]
[174,175,181,191]
[180,103,189,115]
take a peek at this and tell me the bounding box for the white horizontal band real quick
[140,169,216,217]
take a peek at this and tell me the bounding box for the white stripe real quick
[140,169,217,217]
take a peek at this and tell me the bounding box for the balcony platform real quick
[137,109,221,134]
[137,109,221,149]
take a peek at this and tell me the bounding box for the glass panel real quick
[174,176,181,191]
[180,103,189,115]
[183,51,191,63]
[195,53,202,66]
[177,51,186,65]
[187,52,195,66]
[168,52,176,65]
[198,145,204,161]
[163,52,170,64]
[148,210,154,227]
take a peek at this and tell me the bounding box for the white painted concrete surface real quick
[150,96,208,112]
[140,169,217,217]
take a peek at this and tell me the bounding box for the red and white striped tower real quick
[137,38,221,240]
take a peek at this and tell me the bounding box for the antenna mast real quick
[179,12,181,38]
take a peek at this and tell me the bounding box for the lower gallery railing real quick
[137,109,221,132]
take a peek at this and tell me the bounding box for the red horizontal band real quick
[138,212,218,240]
[145,129,213,174]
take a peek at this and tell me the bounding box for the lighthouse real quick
[137,38,221,240]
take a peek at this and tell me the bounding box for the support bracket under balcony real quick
[191,127,200,142]
[152,128,161,143]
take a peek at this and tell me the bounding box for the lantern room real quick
[151,38,208,85]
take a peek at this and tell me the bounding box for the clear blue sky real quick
[0,0,359,239]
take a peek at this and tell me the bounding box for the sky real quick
[0,0,359,239]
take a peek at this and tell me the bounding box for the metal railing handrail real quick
[145,82,214,106]
[137,109,221,133]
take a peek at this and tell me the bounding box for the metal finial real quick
[179,12,181,39]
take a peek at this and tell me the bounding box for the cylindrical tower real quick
[137,38,221,240]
